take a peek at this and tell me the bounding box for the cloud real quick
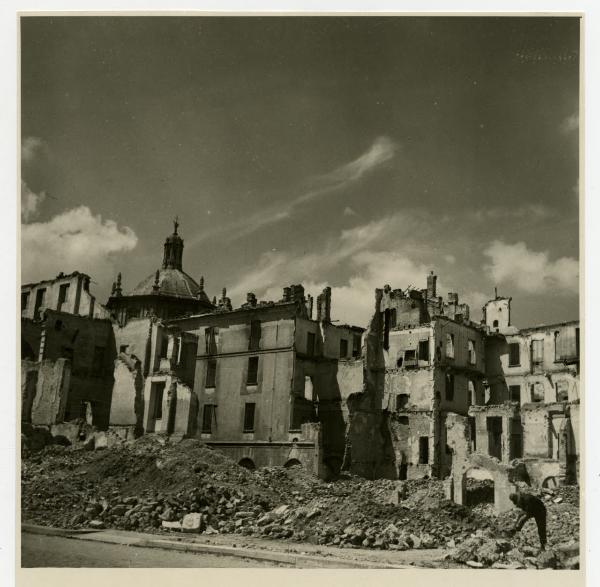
[343,206,358,217]
[560,112,579,134]
[21,206,138,286]
[483,240,578,294]
[22,136,46,164]
[228,210,488,326]
[21,180,46,222]
[303,136,397,197]
[469,204,553,223]
[188,136,398,246]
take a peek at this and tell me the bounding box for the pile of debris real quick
[447,530,579,570]
[21,434,579,567]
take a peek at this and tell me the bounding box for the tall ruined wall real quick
[344,289,396,479]
[22,359,71,426]
[109,354,144,435]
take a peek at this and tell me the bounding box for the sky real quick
[20,16,580,329]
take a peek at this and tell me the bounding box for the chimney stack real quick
[427,271,437,299]
[316,287,332,323]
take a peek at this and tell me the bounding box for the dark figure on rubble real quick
[509,492,547,550]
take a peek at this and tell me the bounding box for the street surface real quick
[21,533,282,568]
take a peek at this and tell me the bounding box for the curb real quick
[22,524,408,568]
[22,524,97,537]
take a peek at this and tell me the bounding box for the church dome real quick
[130,268,211,302]
[123,218,212,304]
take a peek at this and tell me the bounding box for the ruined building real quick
[22,271,109,321]
[21,271,116,428]
[21,310,116,429]
[163,284,363,476]
[20,224,580,497]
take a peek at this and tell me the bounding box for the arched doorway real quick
[238,458,256,470]
[465,467,495,507]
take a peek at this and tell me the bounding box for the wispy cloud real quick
[228,210,488,326]
[343,206,358,217]
[483,240,578,294]
[188,136,397,246]
[469,204,553,223]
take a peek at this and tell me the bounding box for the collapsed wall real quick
[109,353,145,439]
[342,289,396,479]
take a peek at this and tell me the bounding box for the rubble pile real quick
[21,436,579,567]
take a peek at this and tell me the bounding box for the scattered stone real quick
[162,520,182,530]
[182,512,204,533]
[88,519,105,529]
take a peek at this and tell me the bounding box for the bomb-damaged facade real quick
[20,223,581,494]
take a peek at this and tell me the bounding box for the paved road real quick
[21,533,282,568]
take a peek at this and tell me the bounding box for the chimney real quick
[291,284,305,303]
[246,292,257,307]
[306,294,313,319]
[447,292,458,305]
[427,271,437,299]
[282,286,291,302]
[316,287,331,323]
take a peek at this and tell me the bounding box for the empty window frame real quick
[307,332,316,356]
[554,328,578,362]
[418,339,430,362]
[205,359,217,388]
[404,349,417,368]
[61,346,74,362]
[531,382,544,402]
[418,437,429,464]
[396,394,409,410]
[201,404,215,433]
[205,326,218,355]
[445,372,455,401]
[34,288,46,319]
[469,417,477,451]
[249,320,261,351]
[468,339,476,364]
[247,356,259,386]
[352,334,362,358]
[468,379,476,406]
[340,339,348,358]
[243,402,256,432]
[57,283,70,312]
[152,383,165,420]
[508,343,520,367]
[159,335,169,359]
[531,339,544,370]
[555,380,569,402]
[21,291,30,310]
[446,333,455,359]
[509,384,521,403]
